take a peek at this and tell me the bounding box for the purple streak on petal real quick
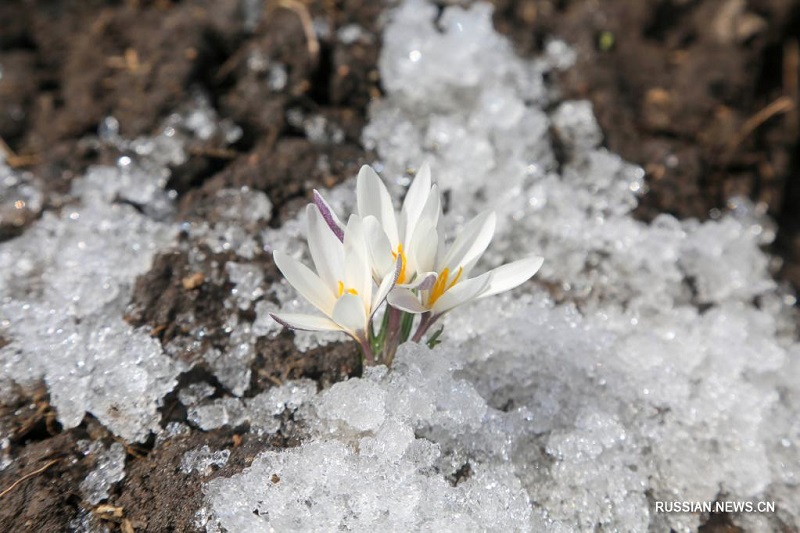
[416,273,437,291]
[270,313,334,333]
[271,313,328,333]
[393,256,403,284]
[269,313,295,330]
[313,190,344,242]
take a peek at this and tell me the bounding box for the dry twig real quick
[187,147,239,160]
[273,0,320,65]
[784,38,799,139]
[0,459,60,499]
[0,137,40,168]
[724,96,795,159]
[11,393,57,442]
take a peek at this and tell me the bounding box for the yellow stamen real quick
[391,244,407,285]
[427,266,463,307]
[337,280,358,297]
[448,266,463,289]
[428,268,449,307]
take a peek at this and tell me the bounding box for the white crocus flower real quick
[271,204,397,361]
[387,210,544,321]
[357,164,441,289]
[312,163,440,289]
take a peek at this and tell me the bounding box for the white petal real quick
[273,250,336,314]
[332,293,368,335]
[405,185,439,270]
[431,272,492,315]
[435,221,447,270]
[442,210,496,273]
[306,204,345,288]
[313,190,344,241]
[399,271,437,290]
[400,162,432,241]
[343,214,367,255]
[364,215,394,278]
[270,312,342,332]
[408,218,438,275]
[357,165,399,245]
[418,183,441,228]
[397,209,408,245]
[343,215,372,303]
[372,257,401,312]
[403,185,440,264]
[480,256,544,299]
[387,288,428,314]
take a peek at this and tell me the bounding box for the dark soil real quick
[115,425,292,532]
[0,430,87,531]
[491,0,800,288]
[0,384,301,532]
[1,0,798,531]
[1,0,380,530]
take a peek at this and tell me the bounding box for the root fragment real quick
[0,459,60,499]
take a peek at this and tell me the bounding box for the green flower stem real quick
[370,306,392,356]
[381,306,403,366]
[399,310,415,343]
[365,308,440,366]
[425,326,444,348]
[359,336,376,366]
[411,312,439,343]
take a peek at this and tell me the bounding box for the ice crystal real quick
[181,445,231,476]
[205,1,799,530]
[0,95,244,442]
[79,442,127,505]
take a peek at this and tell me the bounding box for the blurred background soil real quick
[1,0,798,531]
[491,0,800,287]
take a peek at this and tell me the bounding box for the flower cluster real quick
[271,164,543,366]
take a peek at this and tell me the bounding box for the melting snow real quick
[0,0,796,530]
[203,1,799,531]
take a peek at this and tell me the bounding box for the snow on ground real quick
[0,96,239,442]
[0,155,180,443]
[204,1,799,531]
[0,0,797,530]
